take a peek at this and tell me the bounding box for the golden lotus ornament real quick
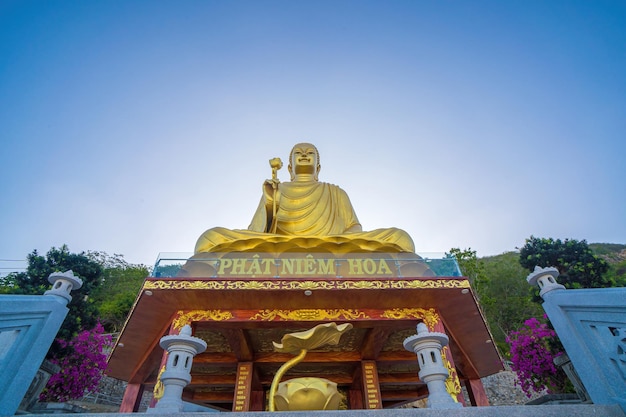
[273,377,342,411]
[268,322,352,411]
[273,322,353,353]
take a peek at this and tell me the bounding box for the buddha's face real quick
[289,143,320,180]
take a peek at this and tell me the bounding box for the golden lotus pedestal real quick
[108,252,503,412]
[274,377,342,411]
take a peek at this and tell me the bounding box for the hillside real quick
[474,242,626,356]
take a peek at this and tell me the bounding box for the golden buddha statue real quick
[192,143,415,255]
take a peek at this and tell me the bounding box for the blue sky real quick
[1,0,624,272]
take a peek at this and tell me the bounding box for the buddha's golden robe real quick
[194,181,415,254]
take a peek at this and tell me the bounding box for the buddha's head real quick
[288,143,320,181]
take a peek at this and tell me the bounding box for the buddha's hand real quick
[263,179,280,202]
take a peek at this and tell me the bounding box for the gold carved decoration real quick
[281,280,338,290]
[336,280,389,290]
[144,280,226,290]
[381,308,440,330]
[442,348,462,401]
[143,279,469,291]
[390,279,470,289]
[226,281,283,290]
[172,309,234,330]
[153,365,166,399]
[250,309,368,321]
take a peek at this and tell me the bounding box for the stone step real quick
[18,404,626,417]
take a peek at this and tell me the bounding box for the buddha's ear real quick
[288,163,295,181]
[315,164,321,181]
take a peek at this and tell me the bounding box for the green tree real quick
[605,259,626,287]
[450,248,543,355]
[88,251,150,332]
[153,263,185,277]
[449,249,497,350]
[0,273,19,294]
[3,245,103,354]
[590,243,626,287]
[448,248,487,288]
[588,243,626,259]
[519,236,611,289]
[481,252,543,355]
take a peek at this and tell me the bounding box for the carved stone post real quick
[403,323,461,409]
[148,325,207,413]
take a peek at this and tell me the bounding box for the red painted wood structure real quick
[107,255,503,411]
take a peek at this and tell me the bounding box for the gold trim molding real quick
[172,309,234,330]
[143,278,470,292]
[380,308,439,330]
[250,309,369,321]
[390,280,470,289]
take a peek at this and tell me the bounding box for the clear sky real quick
[1,0,624,272]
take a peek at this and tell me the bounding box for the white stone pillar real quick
[148,325,207,413]
[403,323,461,409]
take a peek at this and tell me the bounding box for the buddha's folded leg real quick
[349,227,415,253]
[194,227,272,253]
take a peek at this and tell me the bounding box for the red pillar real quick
[119,383,145,412]
[466,378,490,406]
